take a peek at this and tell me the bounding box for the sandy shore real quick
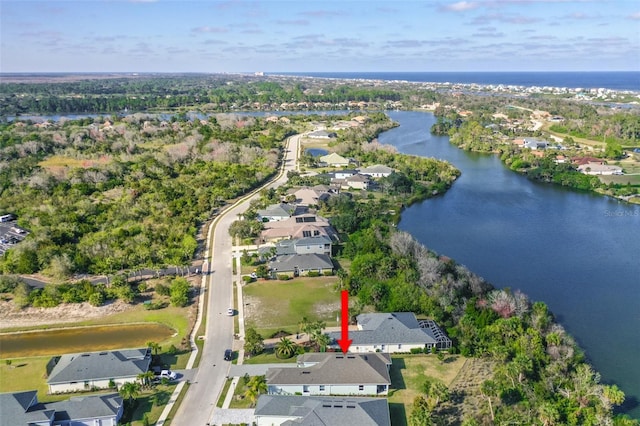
[0,300,134,330]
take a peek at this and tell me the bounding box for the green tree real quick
[119,381,141,406]
[244,327,264,356]
[409,396,433,426]
[169,277,190,307]
[137,371,155,389]
[147,341,161,356]
[244,375,268,407]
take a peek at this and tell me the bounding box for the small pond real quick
[305,148,328,157]
[0,323,175,358]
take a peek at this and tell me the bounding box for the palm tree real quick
[146,341,161,356]
[119,381,141,407]
[137,371,155,389]
[244,375,268,407]
[315,333,330,352]
[298,316,311,337]
[275,337,298,359]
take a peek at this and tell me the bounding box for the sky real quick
[1,0,639,73]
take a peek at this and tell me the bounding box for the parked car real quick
[224,349,232,361]
[227,308,235,316]
[160,369,177,380]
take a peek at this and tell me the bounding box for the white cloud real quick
[442,1,479,12]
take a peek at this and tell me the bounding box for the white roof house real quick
[358,164,395,178]
[319,153,350,167]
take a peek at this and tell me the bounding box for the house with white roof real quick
[358,164,395,178]
[265,352,391,397]
[327,312,452,353]
[254,395,391,426]
[47,348,151,393]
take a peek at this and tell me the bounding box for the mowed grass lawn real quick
[242,276,340,337]
[388,354,466,426]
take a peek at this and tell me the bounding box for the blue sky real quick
[1,0,639,73]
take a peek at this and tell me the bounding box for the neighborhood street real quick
[169,134,301,425]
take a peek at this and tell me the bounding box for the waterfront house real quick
[273,236,333,257]
[254,395,391,426]
[577,162,623,175]
[260,214,338,243]
[47,348,151,393]
[265,352,391,396]
[268,253,334,277]
[0,390,123,426]
[358,164,395,178]
[327,312,452,354]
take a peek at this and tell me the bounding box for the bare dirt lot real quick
[0,300,135,330]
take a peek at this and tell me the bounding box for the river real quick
[378,111,640,418]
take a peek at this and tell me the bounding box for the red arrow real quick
[337,290,352,354]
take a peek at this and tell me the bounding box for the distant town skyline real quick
[1,0,639,73]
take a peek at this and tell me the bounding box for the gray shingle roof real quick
[327,312,438,346]
[47,348,151,384]
[268,254,334,273]
[48,393,122,422]
[255,395,391,426]
[0,391,122,426]
[358,164,395,175]
[266,353,391,386]
[0,391,53,426]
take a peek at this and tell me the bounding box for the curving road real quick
[170,134,301,425]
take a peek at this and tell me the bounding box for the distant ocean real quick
[275,71,640,92]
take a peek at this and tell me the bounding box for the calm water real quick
[378,111,640,417]
[0,323,175,358]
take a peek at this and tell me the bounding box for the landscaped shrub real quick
[410,347,423,354]
[277,274,290,280]
[242,275,253,284]
[307,271,321,277]
[323,270,334,276]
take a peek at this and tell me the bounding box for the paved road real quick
[171,134,301,426]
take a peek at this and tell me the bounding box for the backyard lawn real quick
[242,275,340,337]
[388,354,466,426]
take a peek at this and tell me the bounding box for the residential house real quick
[572,156,604,166]
[522,138,549,150]
[257,203,306,222]
[266,353,391,396]
[274,236,333,257]
[47,348,151,394]
[358,165,395,178]
[577,162,623,175]
[341,173,370,190]
[288,187,332,206]
[319,153,350,167]
[308,130,337,139]
[332,169,358,180]
[260,214,338,243]
[0,390,123,426]
[254,395,391,426]
[328,312,452,353]
[268,253,334,277]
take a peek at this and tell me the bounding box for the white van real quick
[0,214,15,223]
[160,370,177,380]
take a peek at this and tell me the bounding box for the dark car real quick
[224,349,232,361]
